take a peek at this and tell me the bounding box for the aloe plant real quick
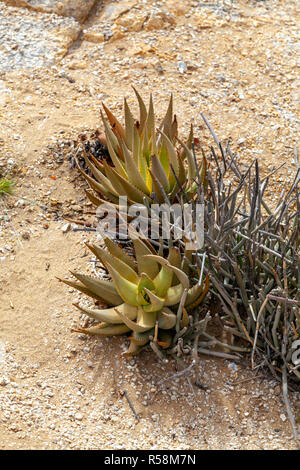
[78,88,207,206]
[59,230,209,355]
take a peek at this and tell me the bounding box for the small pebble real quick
[62,223,71,233]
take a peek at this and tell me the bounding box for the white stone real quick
[62,223,71,233]
[0,377,9,386]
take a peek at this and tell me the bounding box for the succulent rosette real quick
[78,88,207,207]
[59,230,209,355]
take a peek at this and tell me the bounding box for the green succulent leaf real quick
[142,288,165,312]
[121,140,150,195]
[150,154,170,192]
[160,94,173,140]
[176,136,197,180]
[73,323,130,336]
[115,306,156,332]
[131,232,160,278]
[124,97,135,150]
[147,94,156,150]
[105,262,139,306]
[122,341,143,356]
[158,130,179,177]
[101,234,137,272]
[58,278,113,304]
[167,247,182,269]
[186,274,210,310]
[108,166,151,204]
[132,86,147,132]
[85,189,108,207]
[102,102,126,142]
[151,260,174,298]
[165,283,184,306]
[69,271,122,306]
[157,308,177,329]
[129,329,154,345]
[86,244,138,284]
[137,273,155,293]
[73,302,138,324]
[101,111,120,153]
[144,254,190,289]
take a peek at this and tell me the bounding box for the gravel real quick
[0,3,80,71]
[0,336,299,449]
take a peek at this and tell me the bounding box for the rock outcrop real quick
[2,0,96,22]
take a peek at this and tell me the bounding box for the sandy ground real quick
[0,0,299,450]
